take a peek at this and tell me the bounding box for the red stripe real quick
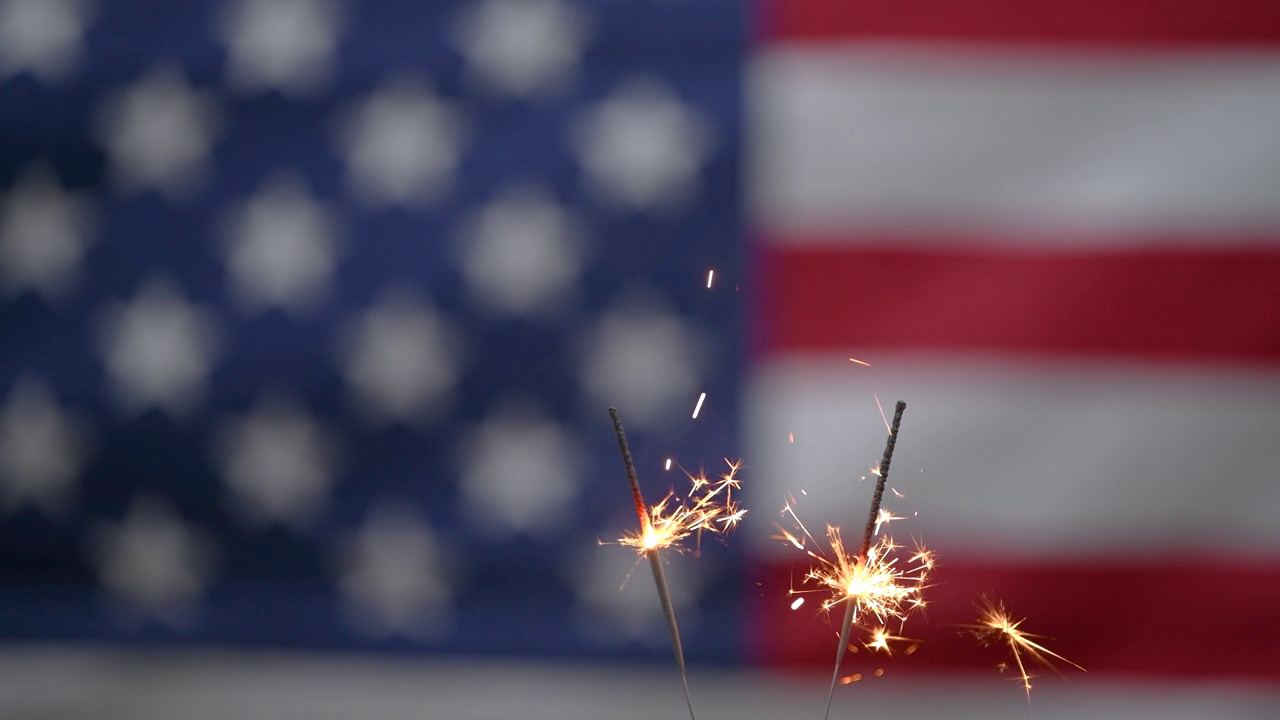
[759,0,1280,45]
[753,242,1280,364]
[748,556,1280,681]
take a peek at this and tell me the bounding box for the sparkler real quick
[969,598,1084,702]
[607,407,745,720]
[775,401,931,720]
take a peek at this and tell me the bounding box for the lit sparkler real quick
[775,401,930,720]
[969,598,1084,702]
[607,407,745,720]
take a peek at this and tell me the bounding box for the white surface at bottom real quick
[0,646,1276,720]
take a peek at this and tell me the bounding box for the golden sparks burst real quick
[776,497,933,632]
[969,599,1085,701]
[618,459,746,554]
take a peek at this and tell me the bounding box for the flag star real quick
[335,78,465,209]
[97,277,221,418]
[574,78,713,211]
[457,185,585,318]
[88,496,218,623]
[0,0,92,84]
[0,163,95,303]
[579,304,701,428]
[214,394,339,530]
[459,405,579,538]
[0,375,90,518]
[336,287,459,429]
[571,548,702,646]
[337,503,451,638]
[95,66,223,200]
[221,173,340,315]
[453,0,589,98]
[218,0,343,97]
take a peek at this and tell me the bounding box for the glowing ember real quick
[618,459,745,554]
[970,598,1084,701]
[848,357,871,366]
[691,392,706,419]
[863,626,917,655]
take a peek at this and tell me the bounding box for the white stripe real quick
[751,46,1280,242]
[745,354,1280,557]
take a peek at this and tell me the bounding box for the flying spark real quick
[863,626,918,655]
[874,394,890,434]
[706,269,715,288]
[848,357,871,366]
[692,392,706,419]
[665,458,672,471]
[969,599,1084,702]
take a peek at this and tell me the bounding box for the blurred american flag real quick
[3,1,1280,718]
[0,0,741,658]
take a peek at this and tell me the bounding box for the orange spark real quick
[969,599,1084,701]
[863,626,917,655]
[874,394,890,434]
[848,357,871,366]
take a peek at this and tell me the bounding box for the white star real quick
[571,547,702,646]
[337,503,451,638]
[95,65,223,200]
[579,303,701,428]
[336,287,459,429]
[0,375,90,517]
[573,78,713,211]
[453,0,589,98]
[218,0,343,97]
[97,277,221,418]
[214,394,339,530]
[221,173,340,315]
[0,0,92,84]
[456,185,585,318]
[335,78,465,209]
[459,405,579,538]
[0,163,95,302]
[88,496,218,625]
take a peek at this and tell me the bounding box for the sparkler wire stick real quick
[609,407,697,720]
[823,400,907,720]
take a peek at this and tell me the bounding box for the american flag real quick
[1,1,1278,718]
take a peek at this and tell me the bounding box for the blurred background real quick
[2,0,1279,718]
